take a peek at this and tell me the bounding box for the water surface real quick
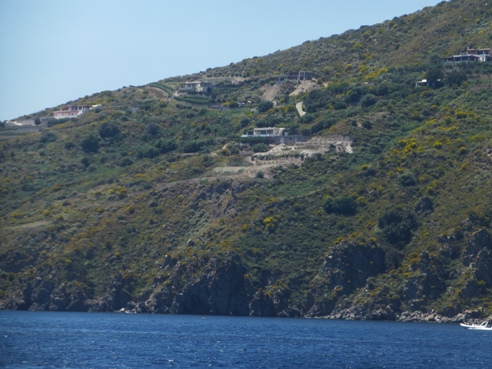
[1,311,491,368]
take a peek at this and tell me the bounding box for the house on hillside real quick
[443,48,492,64]
[415,78,442,87]
[467,48,491,58]
[241,127,309,145]
[276,71,313,84]
[53,105,92,119]
[178,81,215,93]
[241,127,287,137]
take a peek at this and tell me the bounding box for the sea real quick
[1,311,491,369]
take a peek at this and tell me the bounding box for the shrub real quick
[255,119,269,128]
[258,100,274,113]
[65,142,75,150]
[182,139,212,153]
[332,100,348,110]
[300,114,315,124]
[98,122,120,139]
[240,118,250,127]
[446,69,467,87]
[375,83,390,96]
[361,94,377,107]
[81,134,99,153]
[426,65,444,87]
[311,118,336,134]
[80,157,91,168]
[378,209,418,245]
[345,87,364,104]
[119,157,134,167]
[399,172,416,187]
[156,139,178,154]
[137,144,160,159]
[47,118,69,127]
[146,123,161,137]
[40,132,57,143]
[182,141,201,153]
[323,196,357,215]
[252,143,269,153]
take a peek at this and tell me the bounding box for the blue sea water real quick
[1,311,491,369]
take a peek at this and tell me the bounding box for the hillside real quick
[1,0,492,322]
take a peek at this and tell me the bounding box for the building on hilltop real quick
[53,105,93,119]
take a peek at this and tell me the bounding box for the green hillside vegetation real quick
[1,0,492,320]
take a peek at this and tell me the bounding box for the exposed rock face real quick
[458,229,492,299]
[3,274,89,312]
[249,288,300,317]
[88,274,133,312]
[146,254,252,315]
[321,242,386,294]
[3,230,492,322]
[249,290,278,317]
[306,242,386,317]
[462,229,492,267]
[403,251,446,310]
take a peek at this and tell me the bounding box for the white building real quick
[178,81,215,93]
[241,127,287,138]
[53,105,91,119]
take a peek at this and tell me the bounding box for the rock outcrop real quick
[3,231,492,323]
[145,253,252,315]
[306,241,386,317]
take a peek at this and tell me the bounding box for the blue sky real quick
[0,0,445,121]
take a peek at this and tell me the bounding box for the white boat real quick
[460,321,492,330]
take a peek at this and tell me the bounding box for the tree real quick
[34,118,41,126]
[257,100,274,113]
[156,139,177,154]
[252,143,269,153]
[40,132,57,143]
[446,69,467,87]
[80,157,91,168]
[81,134,99,153]
[378,209,418,245]
[399,172,416,187]
[323,196,357,216]
[146,123,161,137]
[136,144,160,159]
[360,94,377,107]
[426,66,444,88]
[98,122,120,139]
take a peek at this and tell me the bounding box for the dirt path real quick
[296,102,306,117]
